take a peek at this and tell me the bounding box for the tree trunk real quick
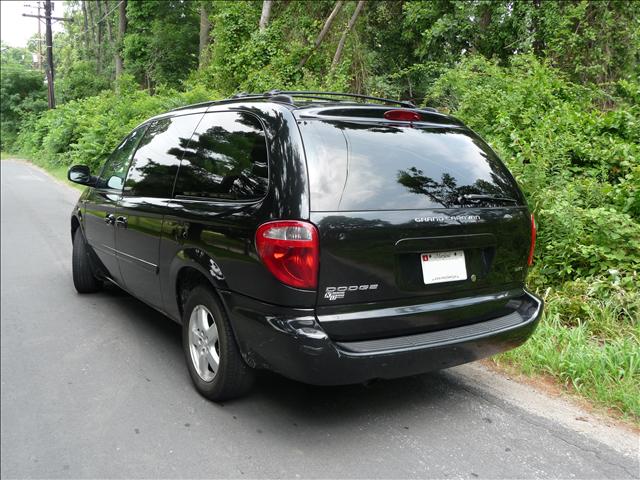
[87,0,96,48]
[259,0,272,32]
[199,3,212,69]
[81,1,90,55]
[331,0,365,71]
[473,3,492,54]
[105,0,114,43]
[299,0,343,68]
[532,0,544,56]
[115,0,127,80]
[96,0,103,73]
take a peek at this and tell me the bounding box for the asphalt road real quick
[1,160,638,479]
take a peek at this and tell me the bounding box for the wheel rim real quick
[188,305,220,382]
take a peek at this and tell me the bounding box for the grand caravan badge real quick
[414,215,480,223]
[324,284,379,301]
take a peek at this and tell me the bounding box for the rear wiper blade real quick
[459,194,518,204]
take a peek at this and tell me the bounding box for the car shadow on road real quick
[100,283,473,430]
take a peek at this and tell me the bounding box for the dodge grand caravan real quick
[67,91,543,400]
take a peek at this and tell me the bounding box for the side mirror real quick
[68,165,94,186]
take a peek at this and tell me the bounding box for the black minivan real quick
[68,91,542,400]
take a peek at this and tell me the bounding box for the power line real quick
[72,0,124,39]
[96,0,124,27]
[23,13,72,22]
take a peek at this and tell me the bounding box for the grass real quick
[495,277,640,424]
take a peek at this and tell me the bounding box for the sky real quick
[1,0,66,48]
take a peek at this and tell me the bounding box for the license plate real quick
[421,250,467,285]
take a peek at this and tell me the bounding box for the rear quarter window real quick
[299,120,522,211]
[174,111,268,201]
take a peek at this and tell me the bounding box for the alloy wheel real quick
[188,304,220,382]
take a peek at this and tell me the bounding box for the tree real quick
[123,0,199,89]
[199,2,211,69]
[96,0,104,73]
[115,0,127,78]
[81,1,90,52]
[259,0,272,32]
[299,1,344,68]
[331,0,365,70]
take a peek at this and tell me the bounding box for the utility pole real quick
[23,2,44,70]
[44,0,54,108]
[23,1,73,109]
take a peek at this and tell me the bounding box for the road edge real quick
[452,363,639,458]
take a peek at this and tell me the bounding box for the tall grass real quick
[496,278,640,422]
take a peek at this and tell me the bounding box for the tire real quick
[72,228,102,293]
[182,285,255,401]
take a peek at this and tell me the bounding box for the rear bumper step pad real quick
[337,311,523,354]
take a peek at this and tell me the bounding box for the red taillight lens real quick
[255,220,319,289]
[383,109,422,122]
[528,214,537,266]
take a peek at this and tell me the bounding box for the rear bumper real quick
[220,289,543,386]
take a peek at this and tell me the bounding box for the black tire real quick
[72,228,102,293]
[182,285,254,401]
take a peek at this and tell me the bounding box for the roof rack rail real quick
[169,90,421,113]
[265,90,415,108]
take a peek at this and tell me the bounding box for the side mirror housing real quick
[68,165,94,186]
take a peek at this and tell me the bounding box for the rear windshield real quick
[299,120,522,211]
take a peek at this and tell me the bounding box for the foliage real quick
[53,1,117,99]
[0,45,48,150]
[194,0,352,95]
[124,0,200,89]
[17,75,211,171]
[56,59,111,102]
[0,42,35,68]
[195,0,640,100]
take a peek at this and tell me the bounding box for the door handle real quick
[115,216,128,228]
[104,213,115,225]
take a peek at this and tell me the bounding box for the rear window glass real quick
[299,120,521,211]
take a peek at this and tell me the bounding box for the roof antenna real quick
[265,90,294,104]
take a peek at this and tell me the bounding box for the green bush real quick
[0,64,47,151]
[17,76,212,173]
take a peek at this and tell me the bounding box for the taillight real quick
[383,110,422,122]
[255,220,319,289]
[528,214,537,266]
